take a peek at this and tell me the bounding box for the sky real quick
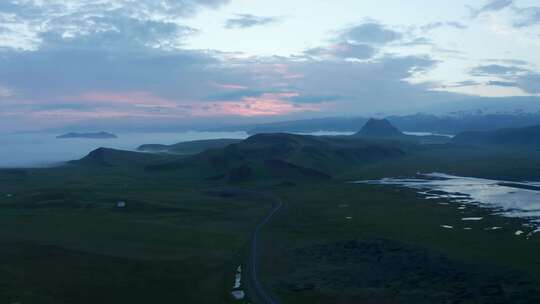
[1,0,540,132]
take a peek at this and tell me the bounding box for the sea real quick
[0,130,358,168]
[0,131,248,168]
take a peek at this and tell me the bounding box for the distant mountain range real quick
[356,118,540,148]
[387,113,540,135]
[353,118,452,144]
[57,132,118,139]
[200,96,537,135]
[453,125,540,147]
[239,113,540,136]
[418,96,540,115]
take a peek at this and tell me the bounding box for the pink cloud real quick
[210,82,249,90]
[249,63,304,83]
[3,88,329,125]
[72,91,178,108]
[28,107,192,121]
[284,73,304,79]
[197,92,320,117]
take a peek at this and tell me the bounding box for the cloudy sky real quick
[1,0,539,132]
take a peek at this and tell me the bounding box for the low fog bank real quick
[0,131,248,168]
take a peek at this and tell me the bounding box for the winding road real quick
[246,192,283,304]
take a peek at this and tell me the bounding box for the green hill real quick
[147,133,406,181]
[453,125,540,147]
[70,148,170,167]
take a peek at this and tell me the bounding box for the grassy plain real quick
[1,138,540,303]
[0,166,269,303]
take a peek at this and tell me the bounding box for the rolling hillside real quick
[70,148,171,167]
[147,133,407,180]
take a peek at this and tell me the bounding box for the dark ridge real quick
[71,147,163,167]
[57,132,118,139]
[356,118,404,138]
[78,148,114,166]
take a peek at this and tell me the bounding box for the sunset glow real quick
[0,0,539,132]
[209,93,315,117]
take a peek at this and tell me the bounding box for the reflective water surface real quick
[355,173,540,229]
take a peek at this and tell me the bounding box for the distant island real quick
[56,132,118,139]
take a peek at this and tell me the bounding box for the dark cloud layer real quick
[282,55,450,111]
[225,14,279,29]
[472,0,540,28]
[341,23,402,45]
[3,1,520,132]
[479,0,513,13]
[514,6,540,27]
[304,42,376,60]
[470,64,528,77]
[289,94,345,104]
[469,64,540,94]
[487,80,518,87]
[517,74,540,94]
[421,22,468,31]
[471,0,513,18]
[0,0,231,18]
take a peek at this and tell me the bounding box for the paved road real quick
[206,188,282,303]
[246,192,283,304]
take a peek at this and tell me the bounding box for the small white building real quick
[116,201,126,208]
[231,290,245,300]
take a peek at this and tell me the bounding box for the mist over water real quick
[0,131,248,168]
[0,130,359,168]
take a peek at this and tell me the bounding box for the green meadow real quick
[1,134,540,303]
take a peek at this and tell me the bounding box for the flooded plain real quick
[355,173,540,230]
